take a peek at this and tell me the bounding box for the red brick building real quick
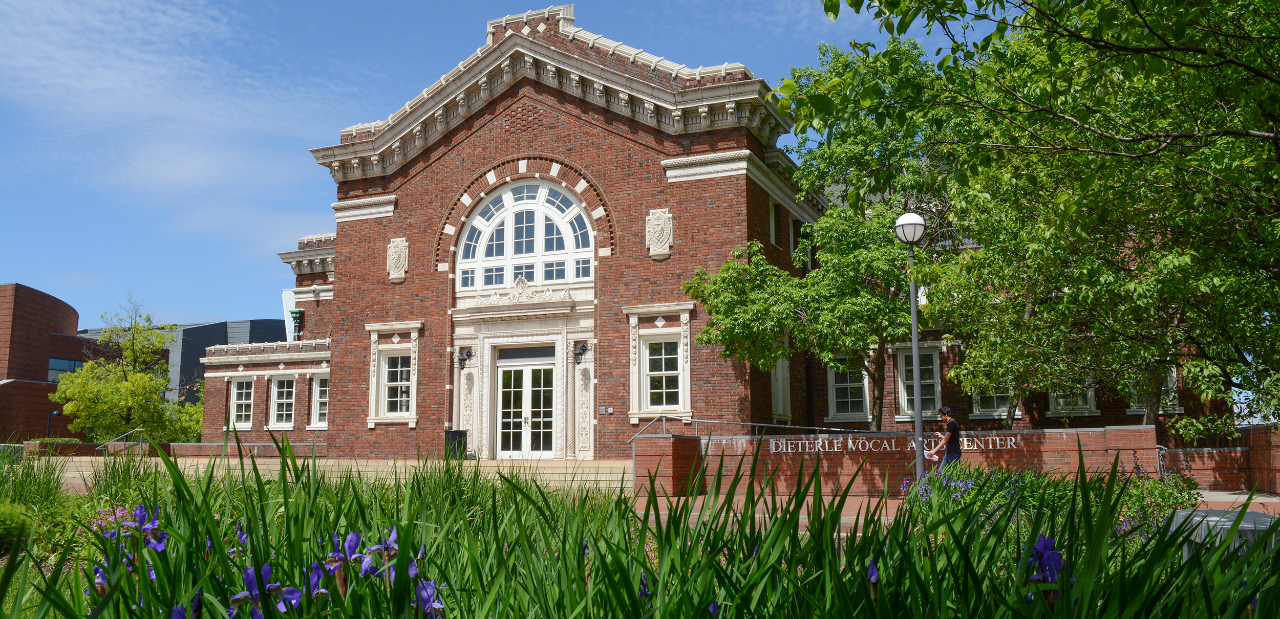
[0,283,95,440]
[200,5,1172,459]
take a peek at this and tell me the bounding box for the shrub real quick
[0,501,32,548]
[28,437,82,443]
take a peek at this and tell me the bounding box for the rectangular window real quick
[544,261,566,281]
[1050,378,1098,416]
[513,264,535,283]
[831,365,867,418]
[768,203,777,245]
[544,216,566,252]
[1128,369,1182,415]
[313,377,329,426]
[977,392,1011,412]
[459,269,475,288]
[899,351,938,417]
[273,378,295,426]
[47,358,83,383]
[645,341,680,409]
[232,380,254,427]
[484,221,505,258]
[513,210,535,254]
[483,266,505,286]
[383,355,412,415]
[574,258,592,279]
[771,358,791,423]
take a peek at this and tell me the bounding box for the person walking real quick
[926,406,961,470]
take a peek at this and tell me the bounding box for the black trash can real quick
[444,430,468,460]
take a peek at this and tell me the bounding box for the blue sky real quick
[0,0,935,328]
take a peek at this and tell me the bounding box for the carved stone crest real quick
[387,238,408,283]
[646,208,673,258]
[473,276,571,306]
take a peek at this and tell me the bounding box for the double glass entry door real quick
[497,366,554,459]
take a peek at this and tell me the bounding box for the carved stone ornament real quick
[387,238,408,283]
[646,208,673,258]
[474,276,571,306]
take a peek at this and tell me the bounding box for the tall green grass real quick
[0,448,66,511]
[0,440,1275,618]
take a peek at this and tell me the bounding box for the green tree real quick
[686,41,955,431]
[49,300,202,442]
[781,0,1280,432]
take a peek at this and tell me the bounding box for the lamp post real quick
[894,212,927,481]
[46,410,62,438]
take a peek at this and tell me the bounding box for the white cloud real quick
[0,0,343,195]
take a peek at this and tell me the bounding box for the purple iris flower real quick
[230,564,297,619]
[868,559,880,584]
[308,562,329,597]
[413,580,446,616]
[709,601,719,615]
[171,606,185,619]
[1028,535,1064,584]
[119,504,147,530]
[359,553,380,578]
[326,532,363,574]
[140,507,169,552]
[638,571,651,598]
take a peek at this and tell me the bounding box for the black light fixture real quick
[573,343,590,364]
[458,349,474,369]
[46,410,62,438]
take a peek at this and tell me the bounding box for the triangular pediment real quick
[310,4,792,183]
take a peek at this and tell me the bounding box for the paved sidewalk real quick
[1197,490,1280,516]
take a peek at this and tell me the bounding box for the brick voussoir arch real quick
[432,153,617,265]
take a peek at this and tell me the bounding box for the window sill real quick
[825,415,871,423]
[367,416,416,429]
[1047,410,1100,417]
[229,424,253,432]
[628,410,692,425]
[969,411,1023,420]
[1127,408,1185,416]
[304,424,329,431]
[895,415,940,422]
[264,425,295,432]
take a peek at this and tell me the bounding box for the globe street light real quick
[894,212,927,482]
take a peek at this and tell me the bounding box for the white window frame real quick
[641,336,684,412]
[768,202,777,246]
[1127,368,1184,416]
[230,379,255,431]
[307,374,330,430]
[971,391,1022,420]
[455,181,594,291]
[771,358,792,424]
[895,345,943,421]
[624,303,694,424]
[365,322,421,428]
[266,375,297,430]
[379,350,414,416]
[1048,378,1100,417]
[826,360,872,422]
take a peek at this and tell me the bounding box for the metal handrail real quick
[627,415,876,445]
[95,428,147,452]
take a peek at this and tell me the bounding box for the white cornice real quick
[201,351,331,365]
[622,301,695,316]
[310,28,791,184]
[291,285,334,302]
[365,321,423,332]
[661,150,824,222]
[333,195,396,222]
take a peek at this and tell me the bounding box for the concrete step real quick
[55,457,634,492]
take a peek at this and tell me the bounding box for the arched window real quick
[456,181,594,291]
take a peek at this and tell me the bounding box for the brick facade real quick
[0,283,97,440]
[199,5,1166,462]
